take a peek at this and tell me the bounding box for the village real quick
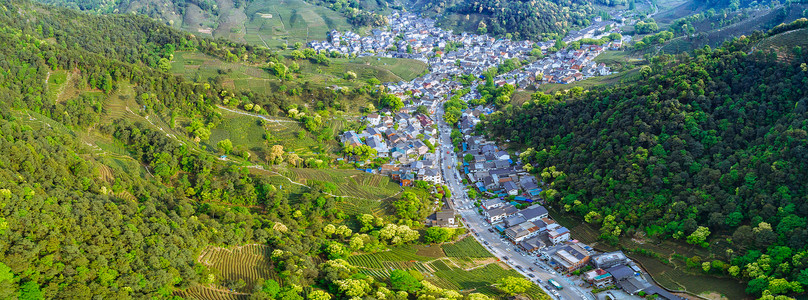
[325,9,681,300]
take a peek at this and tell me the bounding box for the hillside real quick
[482,26,808,298]
[407,0,599,40]
[0,1,547,299]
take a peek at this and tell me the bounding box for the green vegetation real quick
[417,0,599,40]
[0,1,542,299]
[483,22,808,299]
[442,237,494,259]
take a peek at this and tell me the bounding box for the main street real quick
[434,106,594,300]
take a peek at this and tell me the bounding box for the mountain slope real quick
[483,27,808,298]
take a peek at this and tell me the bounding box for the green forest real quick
[483,22,808,299]
[0,0,544,299]
[417,0,597,40]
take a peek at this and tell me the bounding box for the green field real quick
[346,244,547,299]
[171,51,427,98]
[442,237,494,259]
[174,245,277,300]
[289,168,402,200]
[756,27,808,62]
[199,244,281,292]
[241,0,354,48]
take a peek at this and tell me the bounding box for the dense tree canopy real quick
[484,28,808,298]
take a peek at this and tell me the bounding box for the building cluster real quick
[309,11,617,96]
[455,107,542,198]
[496,45,611,88]
[340,109,442,186]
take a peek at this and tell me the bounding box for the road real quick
[433,105,593,300]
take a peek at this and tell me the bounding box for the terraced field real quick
[290,168,402,201]
[346,244,546,298]
[175,285,248,300]
[198,244,280,293]
[442,237,493,259]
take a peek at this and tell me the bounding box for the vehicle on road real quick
[502,256,509,261]
[548,279,563,290]
[529,267,534,271]
[515,265,523,270]
[488,228,494,232]
[483,241,489,245]
[528,274,535,278]
[552,290,560,297]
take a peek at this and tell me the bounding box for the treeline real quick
[483,29,808,298]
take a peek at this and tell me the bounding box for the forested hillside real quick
[412,0,599,40]
[0,0,542,299]
[483,24,808,298]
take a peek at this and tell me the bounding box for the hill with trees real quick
[0,0,547,299]
[410,0,601,40]
[482,23,808,299]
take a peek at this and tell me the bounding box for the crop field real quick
[198,244,280,293]
[347,246,434,267]
[290,168,402,200]
[241,0,353,48]
[442,237,493,258]
[431,263,523,291]
[207,112,268,154]
[345,243,548,298]
[756,28,808,62]
[175,285,248,300]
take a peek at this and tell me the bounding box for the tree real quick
[286,153,302,167]
[217,139,233,154]
[746,277,769,296]
[464,154,473,162]
[267,145,284,164]
[424,227,453,243]
[358,214,375,232]
[158,57,171,72]
[261,279,281,298]
[0,262,16,299]
[335,278,371,297]
[345,71,357,80]
[394,192,422,220]
[497,276,531,296]
[390,269,422,293]
[687,226,710,247]
[294,42,302,50]
[291,50,305,60]
[307,290,331,300]
[18,281,43,300]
